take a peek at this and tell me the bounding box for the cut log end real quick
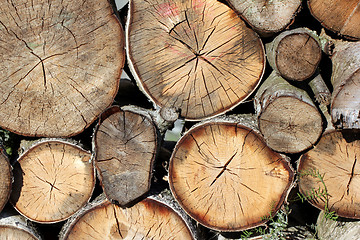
[298,130,360,219]
[94,106,158,206]
[127,0,265,120]
[259,96,323,153]
[169,120,294,231]
[0,146,12,213]
[11,140,95,223]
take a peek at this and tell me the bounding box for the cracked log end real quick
[126,0,265,121]
[0,0,125,137]
[308,0,360,39]
[94,106,158,206]
[169,121,294,231]
[60,197,194,239]
[298,130,360,219]
[10,140,95,223]
[226,0,302,35]
[259,96,323,153]
[0,146,12,213]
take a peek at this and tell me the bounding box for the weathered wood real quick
[169,115,294,231]
[10,139,95,223]
[126,0,265,120]
[0,0,125,137]
[317,210,360,240]
[0,145,12,213]
[226,0,302,36]
[266,28,322,81]
[298,130,360,219]
[59,194,196,239]
[308,72,331,106]
[0,208,42,239]
[93,105,158,206]
[308,0,360,39]
[254,71,323,153]
[320,34,360,128]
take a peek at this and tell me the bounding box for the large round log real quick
[126,0,265,121]
[10,140,95,223]
[169,116,294,231]
[0,0,125,137]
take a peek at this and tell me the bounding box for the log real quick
[308,0,360,39]
[0,144,12,213]
[0,0,125,137]
[126,0,265,121]
[93,105,159,206]
[266,28,322,81]
[225,0,302,36]
[168,115,294,231]
[316,210,360,240]
[10,139,95,223]
[0,208,42,239]
[59,194,197,239]
[254,71,323,153]
[321,34,360,128]
[298,130,360,219]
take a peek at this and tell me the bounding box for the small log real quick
[225,0,302,36]
[266,28,322,81]
[0,0,125,137]
[321,35,360,128]
[0,145,12,213]
[59,194,197,239]
[168,115,294,231]
[93,105,159,206]
[10,140,95,223]
[298,130,360,219]
[0,208,42,239]
[317,210,360,240]
[308,0,360,39]
[126,0,265,121]
[254,71,323,153]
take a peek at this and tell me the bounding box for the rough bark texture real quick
[94,105,158,206]
[126,0,265,120]
[226,0,302,36]
[298,130,360,219]
[308,72,331,106]
[169,116,294,231]
[0,0,125,137]
[60,194,196,239]
[324,37,360,128]
[254,71,323,153]
[317,210,360,240]
[0,208,42,239]
[266,28,322,81]
[0,145,12,213]
[11,140,95,223]
[308,0,360,39]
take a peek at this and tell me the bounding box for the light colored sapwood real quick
[0,0,125,137]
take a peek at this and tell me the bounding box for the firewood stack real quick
[0,0,359,239]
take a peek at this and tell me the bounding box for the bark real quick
[308,72,331,106]
[10,139,95,223]
[0,0,125,137]
[0,208,42,239]
[168,115,294,231]
[298,130,360,219]
[266,28,322,81]
[317,210,360,240]
[320,34,360,129]
[308,0,360,40]
[93,105,159,206]
[225,0,302,36]
[126,0,265,121]
[0,145,12,213]
[59,193,197,239]
[254,71,323,153]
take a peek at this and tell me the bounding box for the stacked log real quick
[0,0,360,238]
